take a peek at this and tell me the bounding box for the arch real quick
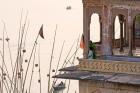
[113,14,126,55]
[133,14,140,49]
[90,13,101,43]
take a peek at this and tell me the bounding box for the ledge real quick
[53,70,140,86]
[78,57,140,75]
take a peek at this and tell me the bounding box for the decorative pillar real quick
[132,18,136,50]
[119,15,124,52]
[83,6,90,58]
[124,19,127,46]
[128,10,133,56]
[99,16,102,43]
[101,5,113,56]
[112,17,115,49]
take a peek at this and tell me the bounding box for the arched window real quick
[114,16,120,39]
[90,13,101,42]
[113,15,126,55]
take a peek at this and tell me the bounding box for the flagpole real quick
[38,44,42,93]
[28,45,37,93]
[49,41,65,93]
[22,24,43,93]
[48,25,57,93]
[22,33,39,93]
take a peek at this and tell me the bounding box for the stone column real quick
[112,17,115,49]
[119,15,124,52]
[83,7,90,58]
[124,19,127,46]
[132,19,136,50]
[128,10,133,56]
[101,5,113,56]
[99,16,102,43]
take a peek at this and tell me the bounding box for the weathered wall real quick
[81,1,140,93]
[82,0,140,57]
[79,80,140,93]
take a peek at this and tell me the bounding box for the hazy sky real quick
[0,0,84,63]
[0,0,84,59]
[0,1,83,92]
[0,0,83,42]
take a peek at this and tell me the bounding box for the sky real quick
[0,0,83,41]
[0,0,85,67]
[0,0,84,69]
[0,0,83,93]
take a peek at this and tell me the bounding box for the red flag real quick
[39,25,44,39]
[80,34,84,49]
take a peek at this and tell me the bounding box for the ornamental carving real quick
[78,59,140,75]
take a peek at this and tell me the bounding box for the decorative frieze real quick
[78,59,140,75]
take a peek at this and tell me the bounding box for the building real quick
[53,0,140,93]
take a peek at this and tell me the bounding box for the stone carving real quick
[78,59,140,75]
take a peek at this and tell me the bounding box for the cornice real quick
[82,0,140,7]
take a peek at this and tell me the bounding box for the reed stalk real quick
[2,19,5,93]
[61,40,76,68]
[10,10,23,93]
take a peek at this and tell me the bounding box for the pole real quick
[48,25,57,93]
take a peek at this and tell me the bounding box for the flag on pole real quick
[39,24,44,39]
[80,34,84,49]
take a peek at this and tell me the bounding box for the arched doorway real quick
[113,14,126,55]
